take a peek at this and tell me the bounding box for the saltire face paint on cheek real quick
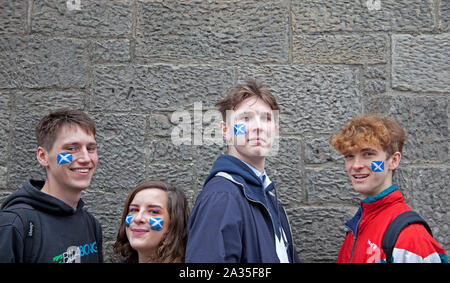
[57,152,73,165]
[149,217,164,231]
[233,124,246,135]
[125,214,134,227]
[371,161,384,172]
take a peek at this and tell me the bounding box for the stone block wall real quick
[0,0,448,262]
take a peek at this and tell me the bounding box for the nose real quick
[76,147,91,163]
[132,211,146,224]
[352,156,365,170]
[251,116,263,134]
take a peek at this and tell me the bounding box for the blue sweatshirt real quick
[186,154,300,263]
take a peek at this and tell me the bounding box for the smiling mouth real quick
[132,228,149,236]
[70,168,92,175]
[352,174,369,181]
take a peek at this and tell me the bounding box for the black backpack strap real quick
[4,203,42,263]
[382,211,432,263]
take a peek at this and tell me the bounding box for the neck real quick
[138,250,158,263]
[228,149,265,173]
[41,179,81,209]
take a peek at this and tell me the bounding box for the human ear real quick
[36,146,49,167]
[388,152,401,171]
[220,120,232,144]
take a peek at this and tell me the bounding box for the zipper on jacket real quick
[349,207,363,263]
[216,172,295,262]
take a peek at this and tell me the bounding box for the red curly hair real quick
[330,115,406,157]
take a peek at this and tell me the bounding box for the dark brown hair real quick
[215,79,280,121]
[35,109,96,151]
[113,180,189,263]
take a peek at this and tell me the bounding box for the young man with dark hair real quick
[186,79,299,263]
[0,109,103,263]
[330,114,447,263]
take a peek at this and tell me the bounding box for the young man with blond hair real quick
[186,79,299,263]
[330,114,447,263]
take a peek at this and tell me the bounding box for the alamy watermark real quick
[169,102,280,156]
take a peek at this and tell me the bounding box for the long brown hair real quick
[113,180,189,262]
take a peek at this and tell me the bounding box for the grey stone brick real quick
[304,135,342,164]
[148,113,173,138]
[0,0,25,34]
[365,95,448,163]
[83,189,129,240]
[0,36,87,88]
[292,0,435,32]
[392,34,450,92]
[15,90,85,111]
[293,33,387,64]
[91,65,234,110]
[409,167,449,250]
[7,113,45,190]
[91,39,131,63]
[136,0,289,63]
[362,65,387,96]
[32,0,132,37]
[149,139,193,162]
[238,64,361,134]
[288,205,357,262]
[90,113,146,190]
[306,167,360,204]
[146,162,196,207]
[194,143,227,198]
[0,93,10,166]
[266,137,304,207]
[0,165,6,189]
[440,0,450,31]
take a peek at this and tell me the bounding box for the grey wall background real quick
[0,0,448,262]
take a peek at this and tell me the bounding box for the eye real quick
[344,154,354,159]
[149,209,162,215]
[363,151,375,157]
[87,146,97,152]
[261,113,272,122]
[128,208,139,213]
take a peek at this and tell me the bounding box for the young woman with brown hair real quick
[114,180,189,263]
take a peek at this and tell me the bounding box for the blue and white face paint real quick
[149,217,164,231]
[125,214,134,227]
[233,124,246,135]
[57,152,73,165]
[371,161,384,172]
[125,214,164,232]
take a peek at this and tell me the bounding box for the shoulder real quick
[0,210,26,238]
[82,209,102,230]
[201,175,244,198]
[393,224,447,263]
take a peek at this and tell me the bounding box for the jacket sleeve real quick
[392,223,448,263]
[0,212,25,263]
[185,188,243,263]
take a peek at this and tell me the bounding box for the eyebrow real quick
[129,203,163,209]
[236,110,272,117]
[62,141,97,147]
[361,148,377,152]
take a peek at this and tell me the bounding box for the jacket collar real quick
[205,154,272,205]
[345,184,402,235]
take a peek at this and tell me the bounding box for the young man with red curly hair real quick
[330,115,447,263]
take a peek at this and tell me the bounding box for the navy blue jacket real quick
[186,155,300,263]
